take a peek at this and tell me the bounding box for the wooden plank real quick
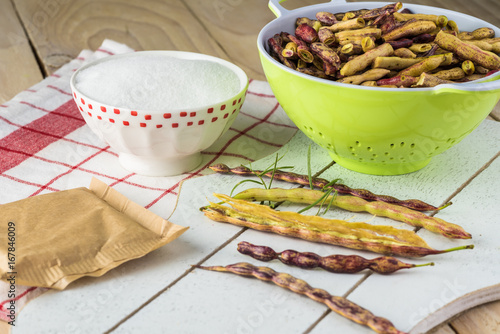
[181,0,323,81]
[428,324,457,334]
[0,0,43,104]
[12,0,230,75]
[449,300,500,334]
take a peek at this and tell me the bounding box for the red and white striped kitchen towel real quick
[0,39,297,323]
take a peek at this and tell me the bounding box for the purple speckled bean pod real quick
[237,241,434,274]
[196,262,409,334]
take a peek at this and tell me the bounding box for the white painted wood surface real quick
[13,120,500,334]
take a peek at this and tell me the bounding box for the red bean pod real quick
[237,241,434,274]
[387,38,413,49]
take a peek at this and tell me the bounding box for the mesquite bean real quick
[341,43,394,76]
[462,60,475,75]
[372,56,422,70]
[339,68,391,85]
[433,67,466,80]
[435,30,500,70]
[412,33,435,44]
[202,194,474,257]
[316,11,338,26]
[209,163,446,212]
[362,2,402,20]
[196,262,408,334]
[393,48,417,58]
[386,38,413,50]
[327,17,366,32]
[398,53,450,77]
[286,33,314,63]
[310,42,341,70]
[295,23,318,43]
[382,19,436,41]
[268,35,296,69]
[237,241,434,274]
[318,27,336,45]
[265,3,500,87]
[376,74,418,87]
[233,188,471,239]
[414,72,454,87]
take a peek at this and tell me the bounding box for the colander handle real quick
[268,0,347,18]
[434,72,500,94]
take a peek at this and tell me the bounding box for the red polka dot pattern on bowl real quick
[72,91,247,129]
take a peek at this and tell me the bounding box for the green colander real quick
[258,0,500,175]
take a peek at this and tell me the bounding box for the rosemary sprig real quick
[229,153,293,197]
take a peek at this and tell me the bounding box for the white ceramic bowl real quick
[70,51,248,176]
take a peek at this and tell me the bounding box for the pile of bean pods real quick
[202,193,472,258]
[199,163,475,334]
[267,2,500,87]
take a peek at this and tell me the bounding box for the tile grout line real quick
[104,158,338,333]
[301,159,377,334]
[104,154,336,332]
[302,272,373,334]
[107,150,500,333]
[426,149,500,220]
[104,227,248,333]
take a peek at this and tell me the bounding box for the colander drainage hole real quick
[390,144,395,149]
[400,142,405,147]
[355,141,361,147]
[367,147,373,151]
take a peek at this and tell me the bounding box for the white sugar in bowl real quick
[70,51,248,176]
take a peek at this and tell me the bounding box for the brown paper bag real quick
[0,178,188,290]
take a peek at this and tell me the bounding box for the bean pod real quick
[210,163,449,211]
[196,262,408,334]
[237,241,434,274]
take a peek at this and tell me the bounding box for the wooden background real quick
[0,0,499,333]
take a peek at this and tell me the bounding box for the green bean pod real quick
[233,188,471,239]
[209,164,446,212]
